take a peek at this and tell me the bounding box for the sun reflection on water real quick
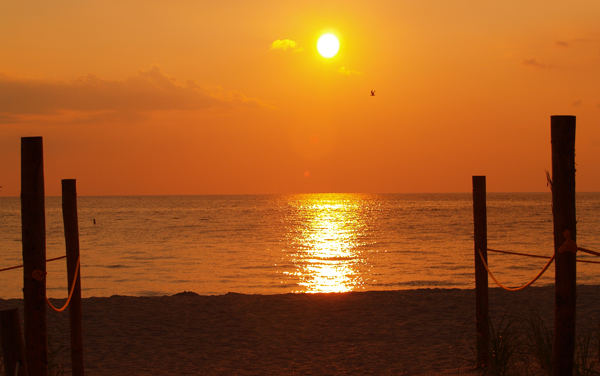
[284,194,367,293]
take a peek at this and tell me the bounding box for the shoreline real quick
[2,285,600,375]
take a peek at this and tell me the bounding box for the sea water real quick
[1,193,600,298]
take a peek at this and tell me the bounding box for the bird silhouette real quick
[370,89,375,96]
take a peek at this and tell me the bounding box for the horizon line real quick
[2,191,599,198]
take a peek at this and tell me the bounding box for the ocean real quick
[1,193,600,298]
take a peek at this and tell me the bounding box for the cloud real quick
[572,99,582,107]
[270,39,302,52]
[522,58,550,69]
[338,66,361,76]
[208,86,274,109]
[555,37,600,48]
[0,112,23,124]
[574,37,599,43]
[0,68,267,124]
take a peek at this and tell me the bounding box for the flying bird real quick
[370,89,375,96]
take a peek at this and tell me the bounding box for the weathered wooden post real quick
[21,136,48,376]
[0,308,29,376]
[62,179,84,376]
[551,115,577,376]
[473,175,489,368]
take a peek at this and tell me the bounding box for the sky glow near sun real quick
[1,1,600,196]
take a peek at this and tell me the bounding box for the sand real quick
[2,285,600,375]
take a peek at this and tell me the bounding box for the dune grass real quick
[480,312,600,376]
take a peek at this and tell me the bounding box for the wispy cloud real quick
[338,66,361,76]
[0,68,267,124]
[208,86,274,108]
[572,99,582,107]
[522,58,550,69]
[0,113,22,124]
[555,36,600,48]
[270,39,302,52]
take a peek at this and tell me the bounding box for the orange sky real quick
[1,0,599,196]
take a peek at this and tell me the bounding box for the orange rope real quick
[488,246,600,264]
[0,255,67,272]
[45,255,80,313]
[487,247,550,260]
[477,248,555,292]
[578,247,600,257]
[46,255,68,263]
[0,264,23,272]
[577,258,600,264]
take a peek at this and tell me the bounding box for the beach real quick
[2,285,600,375]
[2,0,599,374]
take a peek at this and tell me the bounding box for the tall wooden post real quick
[473,175,489,368]
[1,308,29,376]
[62,179,85,376]
[551,115,577,376]
[21,136,48,376]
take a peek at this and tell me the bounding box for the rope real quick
[0,255,67,272]
[577,258,600,264]
[45,255,80,313]
[477,248,555,292]
[578,247,600,257]
[488,247,600,264]
[487,247,550,260]
[0,264,24,273]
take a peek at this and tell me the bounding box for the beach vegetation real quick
[0,349,63,376]
[525,312,600,376]
[526,312,553,375]
[476,312,600,376]
[485,316,519,376]
[574,331,600,376]
[48,339,65,376]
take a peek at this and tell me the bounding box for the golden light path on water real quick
[284,194,367,293]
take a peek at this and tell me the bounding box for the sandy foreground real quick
[1,285,600,375]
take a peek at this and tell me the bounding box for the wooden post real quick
[21,136,47,376]
[473,175,489,368]
[61,179,85,376]
[1,308,29,376]
[551,115,577,376]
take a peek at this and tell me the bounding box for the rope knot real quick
[32,269,46,281]
[558,229,577,254]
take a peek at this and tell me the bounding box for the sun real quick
[317,33,340,58]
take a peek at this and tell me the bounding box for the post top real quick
[551,115,576,137]
[21,136,43,142]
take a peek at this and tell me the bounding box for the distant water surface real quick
[1,193,600,298]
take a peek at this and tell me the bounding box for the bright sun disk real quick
[317,33,339,58]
